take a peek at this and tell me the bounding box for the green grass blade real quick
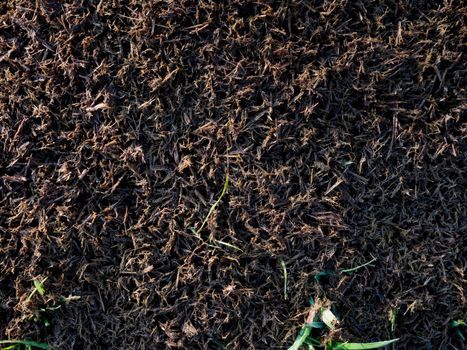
[288,321,322,350]
[194,174,229,236]
[340,257,377,274]
[33,279,46,296]
[0,340,49,350]
[2,345,18,350]
[26,290,36,302]
[280,259,288,300]
[27,278,48,301]
[332,338,399,349]
[287,326,312,350]
[214,239,243,252]
[389,308,397,332]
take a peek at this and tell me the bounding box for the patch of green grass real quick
[450,318,466,342]
[0,340,49,350]
[25,279,81,328]
[287,298,398,350]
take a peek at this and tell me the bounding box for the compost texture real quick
[0,1,466,349]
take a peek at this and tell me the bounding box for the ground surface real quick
[0,1,466,349]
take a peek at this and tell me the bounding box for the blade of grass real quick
[27,277,48,302]
[194,174,229,236]
[280,259,288,300]
[213,239,242,252]
[450,319,466,341]
[331,338,399,349]
[389,308,397,332]
[0,340,49,350]
[340,257,377,274]
[288,324,311,350]
[33,280,46,296]
[287,300,322,350]
[320,308,338,330]
[2,345,18,350]
[288,325,321,350]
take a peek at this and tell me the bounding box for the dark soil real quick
[1,1,466,349]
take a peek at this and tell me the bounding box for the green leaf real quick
[331,338,399,349]
[33,280,46,296]
[2,345,19,350]
[389,308,397,332]
[450,319,465,327]
[27,278,48,301]
[287,325,312,350]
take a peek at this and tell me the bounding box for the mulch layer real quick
[0,1,466,349]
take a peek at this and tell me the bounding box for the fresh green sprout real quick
[450,319,466,341]
[26,278,81,328]
[280,259,288,300]
[340,257,377,274]
[194,174,229,236]
[389,308,397,332]
[190,174,241,251]
[27,278,48,302]
[0,340,49,350]
[314,257,377,282]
